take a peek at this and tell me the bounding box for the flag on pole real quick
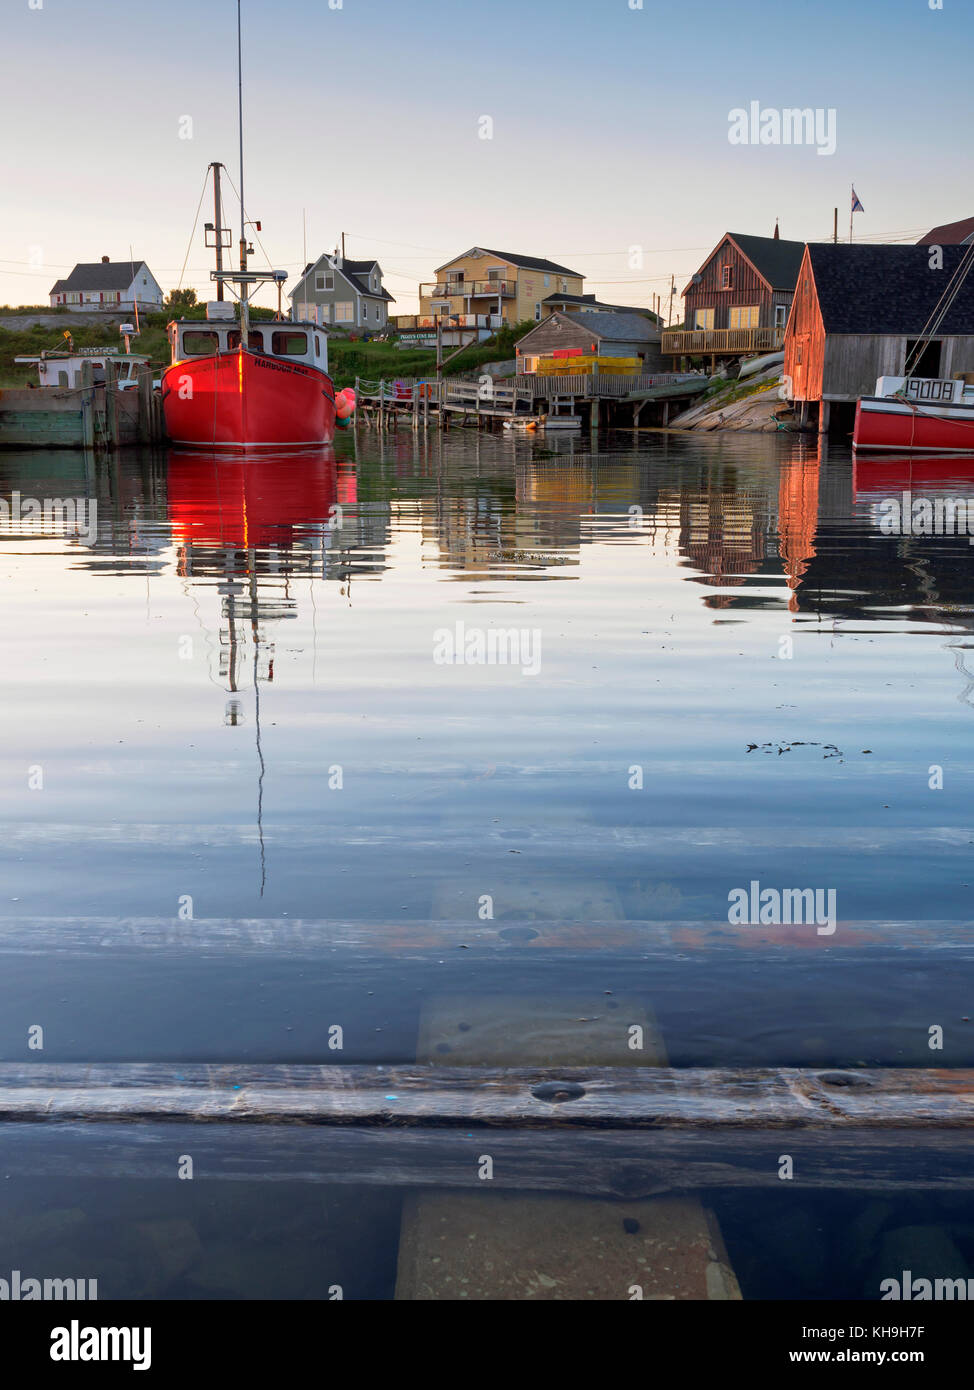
[849,186,864,243]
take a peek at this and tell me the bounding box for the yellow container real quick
[536,355,641,376]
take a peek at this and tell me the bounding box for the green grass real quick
[327,321,534,389]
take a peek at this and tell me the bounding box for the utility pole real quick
[668,274,675,327]
[833,207,838,244]
[341,232,346,262]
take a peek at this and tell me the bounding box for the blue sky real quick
[1,0,972,313]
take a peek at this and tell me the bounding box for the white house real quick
[49,257,164,312]
[289,255,394,331]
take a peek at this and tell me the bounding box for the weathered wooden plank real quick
[0,1064,970,1128]
[0,915,971,957]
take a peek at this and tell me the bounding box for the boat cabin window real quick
[315,335,321,355]
[272,331,308,356]
[225,330,264,350]
[183,331,220,356]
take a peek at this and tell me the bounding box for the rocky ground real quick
[669,367,804,434]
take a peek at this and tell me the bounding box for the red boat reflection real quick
[853,454,974,500]
[166,447,356,548]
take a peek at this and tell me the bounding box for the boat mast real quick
[210,162,226,299]
[236,0,249,345]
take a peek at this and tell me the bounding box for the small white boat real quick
[738,350,784,380]
[14,346,151,390]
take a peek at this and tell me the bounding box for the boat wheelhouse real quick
[168,314,329,375]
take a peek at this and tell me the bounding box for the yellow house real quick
[419,248,584,336]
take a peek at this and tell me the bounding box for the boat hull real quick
[162,348,337,449]
[854,395,974,454]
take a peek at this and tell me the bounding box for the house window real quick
[320,304,331,322]
[720,265,733,289]
[560,279,567,292]
[543,275,550,288]
[728,305,759,329]
[272,331,308,354]
[774,304,788,329]
[535,302,542,321]
[334,302,354,322]
[694,309,715,330]
[315,273,334,292]
[371,275,378,291]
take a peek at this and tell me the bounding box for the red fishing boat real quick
[161,2,351,450]
[853,375,974,454]
[163,311,338,449]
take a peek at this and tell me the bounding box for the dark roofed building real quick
[420,248,585,335]
[289,254,394,331]
[434,248,583,278]
[917,216,974,247]
[515,309,664,374]
[784,243,974,431]
[49,257,163,312]
[540,291,661,324]
[664,231,806,367]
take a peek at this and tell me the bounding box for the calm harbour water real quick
[1,427,972,1298]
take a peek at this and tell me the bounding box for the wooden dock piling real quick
[80,360,95,449]
[103,360,118,450]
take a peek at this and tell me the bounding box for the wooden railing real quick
[424,280,517,299]
[358,373,706,406]
[662,327,784,355]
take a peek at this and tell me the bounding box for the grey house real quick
[289,255,395,330]
[515,310,664,373]
[49,257,164,312]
